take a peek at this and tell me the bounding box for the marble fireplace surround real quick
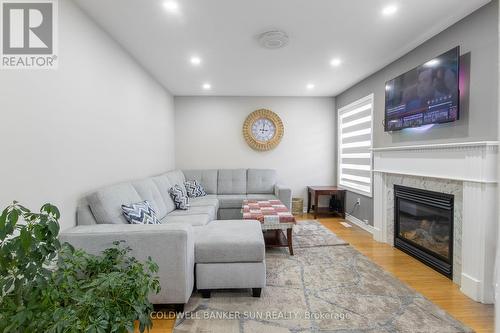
[372,141,498,304]
[382,175,463,284]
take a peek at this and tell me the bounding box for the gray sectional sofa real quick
[60,169,291,305]
[76,168,291,226]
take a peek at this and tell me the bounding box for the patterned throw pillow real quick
[121,200,160,225]
[169,184,190,210]
[184,180,207,198]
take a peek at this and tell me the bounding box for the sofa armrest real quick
[275,184,292,209]
[59,224,194,305]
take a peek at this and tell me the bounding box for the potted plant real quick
[0,201,160,333]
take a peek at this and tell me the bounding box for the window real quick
[337,94,373,197]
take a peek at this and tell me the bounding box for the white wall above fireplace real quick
[372,141,499,304]
[372,141,498,183]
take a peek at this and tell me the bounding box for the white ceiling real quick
[74,0,490,96]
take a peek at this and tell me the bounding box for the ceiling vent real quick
[258,30,289,49]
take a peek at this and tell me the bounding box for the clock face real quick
[243,109,284,151]
[251,118,276,142]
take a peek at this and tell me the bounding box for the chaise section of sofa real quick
[59,223,195,305]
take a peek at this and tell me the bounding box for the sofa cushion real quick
[194,220,265,263]
[161,214,211,226]
[217,169,247,194]
[168,206,216,221]
[190,195,219,211]
[132,178,168,219]
[76,196,98,226]
[169,184,190,210]
[247,169,277,194]
[87,183,142,224]
[184,180,207,198]
[217,194,247,209]
[246,194,279,202]
[165,170,186,188]
[121,200,160,225]
[151,175,176,214]
[183,170,218,194]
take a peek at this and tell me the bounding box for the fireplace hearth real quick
[394,185,454,278]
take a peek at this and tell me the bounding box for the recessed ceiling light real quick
[330,58,342,67]
[163,1,179,13]
[306,83,315,90]
[190,56,201,66]
[382,5,398,16]
[202,83,211,90]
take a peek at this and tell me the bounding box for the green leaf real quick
[3,276,15,292]
[47,220,59,236]
[0,210,7,240]
[41,204,61,219]
[7,209,19,225]
[17,204,30,213]
[0,209,6,228]
[20,228,31,251]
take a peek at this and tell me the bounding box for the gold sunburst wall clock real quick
[243,109,284,151]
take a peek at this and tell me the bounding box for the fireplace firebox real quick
[394,185,454,278]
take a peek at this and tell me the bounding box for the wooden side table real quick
[307,186,346,219]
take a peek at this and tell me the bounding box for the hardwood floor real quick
[143,215,494,333]
[317,215,494,333]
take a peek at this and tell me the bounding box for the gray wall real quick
[345,192,374,225]
[335,1,499,225]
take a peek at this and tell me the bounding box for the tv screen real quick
[384,47,460,132]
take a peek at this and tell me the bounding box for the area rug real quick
[292,220,349,248]
[174,227,472,333]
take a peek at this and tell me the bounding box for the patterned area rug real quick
[292,220,349,248]
[174,224,472,333]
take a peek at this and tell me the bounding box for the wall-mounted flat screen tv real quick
[384,47,459,132]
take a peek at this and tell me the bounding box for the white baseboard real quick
[345,214,375,234]
[460,273,482,302]
[372,227,384,243]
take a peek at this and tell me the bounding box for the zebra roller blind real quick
[337,94,373,197]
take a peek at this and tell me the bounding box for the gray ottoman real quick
[194,220,266,298]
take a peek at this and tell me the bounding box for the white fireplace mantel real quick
[372,141,498,183]
[372,141,498,304]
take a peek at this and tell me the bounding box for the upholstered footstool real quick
[194,220,266,298]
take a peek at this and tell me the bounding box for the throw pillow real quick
[169,184,190,210]
[184,180,207,198]
[121,200,160,225]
